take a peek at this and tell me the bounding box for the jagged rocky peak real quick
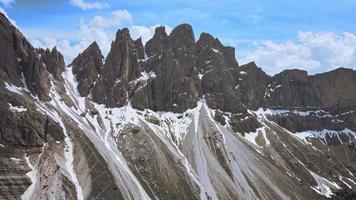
[223,46,238,67]
[71,41,103,97]
[2,12,356,200]
[0,12,51,101]
[103,28,140,82]
[195,32,224,51]
[169,23,195,53]
[91,28,141,107]
[133,37,144,60]
[237,62,270,109]
[145,26,170,57]
[37,46,65,80]
[72,23,246,113]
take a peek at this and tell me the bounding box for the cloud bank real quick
[0,0,15,7]
[240,31,356,75]
[70,0,109,10]
[28,9,171,64]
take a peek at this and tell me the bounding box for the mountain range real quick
[1,12,356,200]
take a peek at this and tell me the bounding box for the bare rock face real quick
[92,28,141,107]
[133,38,145,60]
[256,67,356,113]
[134,25,199,112]
[71,42,103,97]
[310,68,356,112]
[264,69,321,108]
[73,24,246,113]
[0,13,53,101]
[0,86,63,147]
[145,26,170,57]
[235,62,270,109]
[195,32,244,113]
[71,23,356,135]
[38,47,65,80]
[2,13,356,200]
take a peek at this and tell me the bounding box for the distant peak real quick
[153,26,168,38]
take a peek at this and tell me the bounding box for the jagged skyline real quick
[1,0,356,75]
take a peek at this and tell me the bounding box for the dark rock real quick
[145,26,170,57]
[0,13,51,101]
[38,47,65,80]
[214,111,226,126]
[92,28,141,107]
[132,25,199,112]
[236,62,270,109]
[230,113,261,134]
[134,38,145,60]
[169,23,195,54]
[265,69,320,108]
[223,46,238,67]
[310,68,356,113]
[71,41,103,96]
[268,114,345,133]
[196,33,245,113]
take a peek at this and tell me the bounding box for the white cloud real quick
[88,9,132,28]
[70,0,109,10]
[240,31,356,75]
[29,10,132,63]
[130,25,172,44]
[0,0,15,7]
[28,10,170,65]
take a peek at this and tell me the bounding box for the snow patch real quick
[294,129,356,145]
[244,127,270,147]
[309,170,340,198]
[8,103,27,112]
[21,156,37,200]
[4,82,23,95]
[198,73,204,80]
[253,108,332,118]
[211,48,220,53]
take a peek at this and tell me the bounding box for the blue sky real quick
[1,0,356,75]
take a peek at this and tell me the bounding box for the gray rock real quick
[71,41,103,97]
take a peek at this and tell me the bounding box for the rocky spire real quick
[145,26,170,57]
[134,37,145,60]
[223,46,238,67]
[38,47,65,80]
[169,23,195,53]
[91,28,141,107]
[71,41,103,97]
[0,12,51,101]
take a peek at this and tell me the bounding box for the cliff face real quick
[84,24,244,113]
[1,11,356,200]
[73,23,356,116]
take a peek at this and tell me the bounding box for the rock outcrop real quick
[235,62,270,109]
[2,11,356,200]
[71,42,103,97]
[91,28,141,107]
[38,47,65,80]
[0,13,65,101]
[81,24,245,113]
[310,68,356,112]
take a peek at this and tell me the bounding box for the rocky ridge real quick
[1,11,356,200]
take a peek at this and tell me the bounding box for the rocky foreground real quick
[1,12,356,200]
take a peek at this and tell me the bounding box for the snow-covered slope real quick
[4,66,353,200]
[1,12,356,200]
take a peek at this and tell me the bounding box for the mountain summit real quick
[1,12,356,200]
